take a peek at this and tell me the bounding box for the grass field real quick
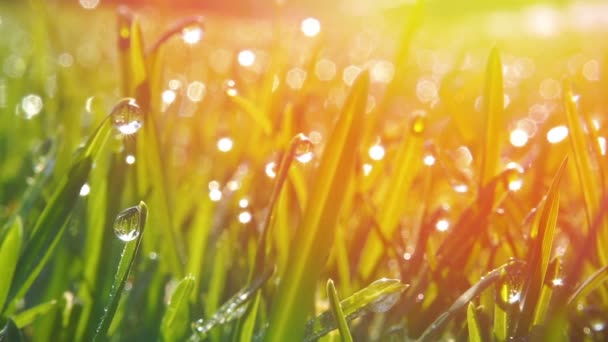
[1,0,608,341]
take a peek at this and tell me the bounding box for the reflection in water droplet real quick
[20,94,43,119]
[111,98,144,135]
[551,278,564,287]
[508,291,521,304]
[294,135,314,163]
[411,115,425,135]
[113,204,142,242]
[265,161,277,178]
[591,320,606,332]
[79,183,91,197]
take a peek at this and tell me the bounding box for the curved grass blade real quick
[190,265,274,340]
[266,71,369,342]
[11,299,57,328]
[92,201,148,341]
[6,116,112,308]
[516,158,567,335]
[304,278,408,342]
[418,260,525,342]
[563,81,606,264]
[161,274,195,342]
[146,16,204,57]
[327,279,353,342]
[467,302,482,342]
[228,94,273,136]
[567,264,608,306]
[479,46,504,188]
[117,6,146,97]
[0,217,22,312]
[0,317,23,342]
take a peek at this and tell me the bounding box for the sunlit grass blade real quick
[304,278,408,342]
[265,71,369,342]
[161,274,195,341]
[493,269,510,342]
[418,260,525,342]
[6,116,112,307]
[533,257,561,326]
[517,157,567,335]
[228,94,273,136]
[327,279,353,342]
[467,302,482,342]
[479,47,504,188]
[92,201,148,341]
[0,317,23,342]
[567,264,608,306]
[359,114,425,279]
[11,299,57,328]
[563,81,605,263]
[0,217,22,312]
[190,266,274,340]
[117,6,146,97]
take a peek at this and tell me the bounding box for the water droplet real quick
[125,154,136,165]
[368,143,385,161]
[237,49,256,67]
[547,125,568,143]
[217,137,233,152]
[238,211,252,224]
[301,17,321,37]
[113,204,143,242]
[111,98,144,135]
[411,115,425,135]
[362,163,373,176]
[590,319,606,332]
[423,154,436,166]
[265,161,277,178]
[508,291,521,304]
[294,135,314,163]
[453,184,468,193]
[435,219,450,232]
[19,94,43,119]
[551,278,564,287]
[239,198,249,208]
[79,183,91,197]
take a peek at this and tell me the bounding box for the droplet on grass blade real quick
[182,26,203,45]
[111,98,143,135]
[294,134,314,163]
[113,204,143,242]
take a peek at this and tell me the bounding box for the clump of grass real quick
[2,0,608,341]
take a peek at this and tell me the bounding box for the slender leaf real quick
[11,299,57,328]
[265,71,369,342]
[0,318,23,342]
[418,260,525,342]
[467,302,482,342]
[161,274,195,341]
[327,279,353,342]
[0,217,22,312]
[92,201,148,341]
[567,264,608,306]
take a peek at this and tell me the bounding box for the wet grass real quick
[1,0,608,341]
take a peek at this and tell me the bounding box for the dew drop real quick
[294,134,314,163]
[19,94,43,119]
[111,98,144,135]
[182,26,204,45]
[113,204,143,242]
[411,115,425,135]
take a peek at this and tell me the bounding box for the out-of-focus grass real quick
[2,0,608,341]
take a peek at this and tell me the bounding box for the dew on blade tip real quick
[111,98,144,135]
[113,204,143,242]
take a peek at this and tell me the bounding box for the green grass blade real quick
[493,270,509,342]
[191,266,274,339]
[304,278,408,342]
[479,47,504,188]
[265,71,369,342]
[517,158,567,335]
[533,257,560,326]
[161,274,195,341]
[567,264,608,306]
[228,94,273,136]
[326,279,353,342]
[418,260,525,342]
[467,302,482,342]
[11,299,57,328]
[92,201,148,341]
[6,117,112,307]
[0,217,22,312]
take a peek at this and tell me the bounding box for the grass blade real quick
[563,80,605,263]
[304,278,408,342]
[11,299,57,328]
[418,260,525,342]
[161,274,195,341]
[265,71,369,342]
[327,279,353,342]
[6,116,112,307]
[467,302,482,342]
[228,94,273,136]
[0,318,23,342]
[567,264,608,306]
[479,47,504,188]
[516,158,567,335]
[92,201,148,341]
[0,217,22,312]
